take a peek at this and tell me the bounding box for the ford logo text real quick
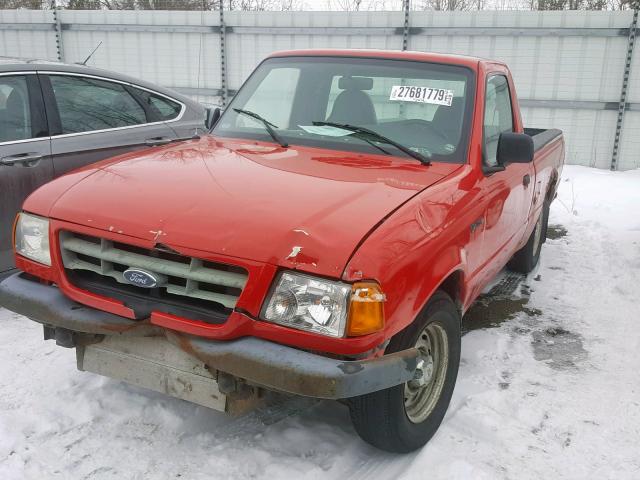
[123,268,160,288]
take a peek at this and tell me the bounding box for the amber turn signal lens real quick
[346,282,385,337]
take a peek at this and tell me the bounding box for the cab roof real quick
[267,49,502,70]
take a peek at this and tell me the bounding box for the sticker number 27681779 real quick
[389,86,454,107]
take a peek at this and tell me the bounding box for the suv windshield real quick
[213,56,475,164]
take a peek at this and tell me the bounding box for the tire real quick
[507,200,549,274]
[348,291,461,453]
[541,197,551,245]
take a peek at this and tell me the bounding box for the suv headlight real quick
[261,271,385,338]
[14,212,51,266]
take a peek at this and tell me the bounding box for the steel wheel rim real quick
[404,323,449,424]
[532,212,544,254]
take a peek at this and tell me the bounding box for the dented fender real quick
[343,165,481,338]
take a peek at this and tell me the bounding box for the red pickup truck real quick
[0,50,563,452]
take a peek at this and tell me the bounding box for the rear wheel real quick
[507,200,549,274]
[348,291,461,453]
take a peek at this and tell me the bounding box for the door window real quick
[131,87,183,121]
[50,75,147,134]
[0,76,32,143]
[483,75,514,167]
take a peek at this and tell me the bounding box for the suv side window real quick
[483,75,514,167]
[50,75,147,134]
[0,76,32,143]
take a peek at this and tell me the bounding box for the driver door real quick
[479,74,534,280]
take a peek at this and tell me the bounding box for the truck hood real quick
[30,136,460,277]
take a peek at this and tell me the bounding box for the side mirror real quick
[497,132,534,165]
[205,107,221,132]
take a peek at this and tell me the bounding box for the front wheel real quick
[348,291,461,453]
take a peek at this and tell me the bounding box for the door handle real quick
[0,153,43,167]
[523,174,531,187]
[145,137,172,146]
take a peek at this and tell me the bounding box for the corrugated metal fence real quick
[1,9,638,170]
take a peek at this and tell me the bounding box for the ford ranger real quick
[0,49,564,453]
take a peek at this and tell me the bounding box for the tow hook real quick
[42,325,103,349]
[409,354,434,389]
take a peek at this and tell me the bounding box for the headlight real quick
[14,213,51,266]
[262,272,351,337]
[261,271,385,338]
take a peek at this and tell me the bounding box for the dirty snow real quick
[1,165,639,479]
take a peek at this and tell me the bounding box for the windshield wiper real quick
[233,108,288,148]
[312,121,431,165]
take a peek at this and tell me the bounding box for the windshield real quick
[213,56,475,164]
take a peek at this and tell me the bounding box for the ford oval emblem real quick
[123,268,160,288]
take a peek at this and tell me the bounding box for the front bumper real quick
[0,273,420,399]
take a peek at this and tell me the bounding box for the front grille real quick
[60,231,248,323]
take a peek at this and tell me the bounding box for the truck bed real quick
[524,128,563,152]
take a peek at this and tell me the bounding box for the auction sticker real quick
[389,86,454,106]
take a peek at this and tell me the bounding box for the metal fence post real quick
[219,0,228,107]
[611,9,638,171]
[52,2,64,62]
[402,0,410,51]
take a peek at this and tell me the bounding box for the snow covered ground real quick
[1,165,639,479]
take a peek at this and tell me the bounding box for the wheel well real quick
[437,270,464,315]
[546,170,559,203]
[387,270,465,347]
